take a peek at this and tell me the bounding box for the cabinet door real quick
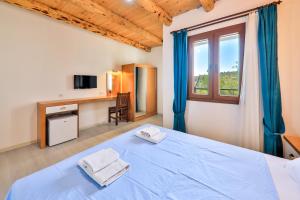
[48,115,78,146]
[284,140,300,159]
[122,64,135,121]
[146,67,157,115]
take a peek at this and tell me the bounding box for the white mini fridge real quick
[47,115,78,146]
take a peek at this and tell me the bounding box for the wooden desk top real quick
[38,95,117,107]
[284,135,300,154]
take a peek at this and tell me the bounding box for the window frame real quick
[187,23,245,104]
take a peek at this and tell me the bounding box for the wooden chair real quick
[108,92,130,125]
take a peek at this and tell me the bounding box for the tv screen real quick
[74,75,97,89]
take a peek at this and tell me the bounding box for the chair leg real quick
[115,111,118,126]
[108,111,111,123]
[120,111,123,121]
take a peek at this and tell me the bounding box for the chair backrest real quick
[116,92,130,108]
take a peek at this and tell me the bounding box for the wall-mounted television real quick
[74,75,97,89]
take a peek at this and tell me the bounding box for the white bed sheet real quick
[266,155,300,200]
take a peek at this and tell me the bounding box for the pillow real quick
[287,157,300,184]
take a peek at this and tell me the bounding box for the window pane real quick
[219,33,240,97]
[193,39,209,95]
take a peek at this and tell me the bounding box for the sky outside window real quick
[193,34,239,76]
[219,33,239,73]
[194,39,209,76]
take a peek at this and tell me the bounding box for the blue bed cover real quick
[6,124,278,200]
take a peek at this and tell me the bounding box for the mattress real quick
[5,124,299,200]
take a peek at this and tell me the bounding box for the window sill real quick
[187,97,240,105]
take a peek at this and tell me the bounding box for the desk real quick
[37,95,116,149]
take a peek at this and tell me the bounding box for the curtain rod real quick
[170,0,282,34]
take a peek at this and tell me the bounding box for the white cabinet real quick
[48,115,78,146]
[283,136,300,160]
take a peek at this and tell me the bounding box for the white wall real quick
[278,0,300,137]
[0,2,161,151]
[163,0,300,145]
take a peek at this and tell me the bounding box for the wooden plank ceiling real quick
[4,0,216,51]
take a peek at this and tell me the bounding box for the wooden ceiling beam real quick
[199,0,215,12]
[68,0,162,45]
[4,0,151,52]
[135,0,172,26]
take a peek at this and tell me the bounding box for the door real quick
[122,64,135,121]
[146,67,157,115]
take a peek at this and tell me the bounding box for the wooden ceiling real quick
[4,0,216,51]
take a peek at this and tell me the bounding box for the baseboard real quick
[0,140,37,153]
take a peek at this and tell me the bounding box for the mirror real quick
[135,67,147,118]
[106,71,121,96]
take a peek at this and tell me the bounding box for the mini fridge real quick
[47,115,78,146]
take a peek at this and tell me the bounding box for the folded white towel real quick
[136,129,167,144]
[140,126,161,138]
[94,159,129,186]
[79,148,119,173]
[78,159,129,186]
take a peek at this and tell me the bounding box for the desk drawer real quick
[46,104,78,114]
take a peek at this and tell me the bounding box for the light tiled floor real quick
[0,115,162,199]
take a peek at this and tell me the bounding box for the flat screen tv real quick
[74,75,97,89]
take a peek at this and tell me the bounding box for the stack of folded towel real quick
[78,148,129,186]
[135,126,166,143]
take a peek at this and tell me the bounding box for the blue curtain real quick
[258,4,285,157]
[173,30,188,133]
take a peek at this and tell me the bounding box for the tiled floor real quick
[0,115,162,199]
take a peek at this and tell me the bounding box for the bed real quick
[6,124,300,200]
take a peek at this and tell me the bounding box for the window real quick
[188,24,245,104]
